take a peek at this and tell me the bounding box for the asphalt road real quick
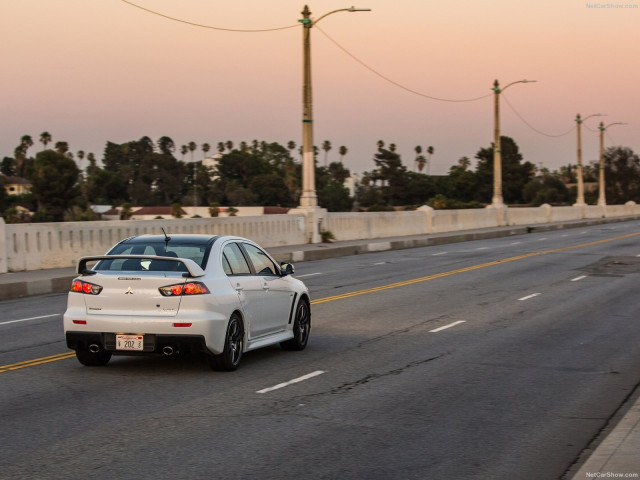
[1,221,640,479]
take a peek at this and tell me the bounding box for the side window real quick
[222,243,251,275]
[242,243,278,276]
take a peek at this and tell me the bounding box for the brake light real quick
[159,281,209,297]
[71,280,103,295]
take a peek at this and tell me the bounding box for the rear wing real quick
[76,255,205,278]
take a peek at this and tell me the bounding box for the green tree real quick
[603,146,640,203]
[202,142,210,158]
[39,131,52,150]
[188,141,197,162]
[474,136,535,204]
[29,149,80,221]
[321,140,332,166]
[54,141,69,155]
[157,136,175,155]
[339,145,348,163]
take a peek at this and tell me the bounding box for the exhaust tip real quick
[89,344,101,353]
[162,346,174,356]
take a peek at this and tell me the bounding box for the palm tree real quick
[239,141,248,152]
[55,141,69,155]
[188,142,197,162]
[339,146,348,163]
[287,141,296,153]
[458,156,471,171]
[414,145,423,171]
[40,131,52,150]
[217,142,225,154]
[202,143,210,159]
[321,140,332,166]
[225,140,233,152]
[426,146,434,174]
[376,140,385,151]
[180,145,188,160]
[416,155,426,172]
[251,139,260,152]
[389,143,397,153]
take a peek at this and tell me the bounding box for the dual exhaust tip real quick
[89,344,176,356]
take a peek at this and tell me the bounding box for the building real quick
[1,176,31,196]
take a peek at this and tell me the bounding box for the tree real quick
[217,142,225,154]
[225,140,234,152]
[339,145,348,163]
[414,145,422,171]
[602,146,640,203]
[40,131,52,150]
[55,141,69,155]
[1,157,16,176]
[376,140,385,151]
[287,141,296,154]
[474,136,535,204]
[321,140,332,166]
[77,150,85,171]
[29,149,80,221]
[202,143,210,158]
[188,141,197,162]
[426,145,434,174]
[180,145,188,160]
[373,147,408,206]
[157,136,175,155]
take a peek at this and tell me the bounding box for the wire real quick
[315,25,492,103]
[120,0,299,32]
[501,94,575,138]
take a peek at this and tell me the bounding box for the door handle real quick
[262,282,269,291]
[235,283,243,291]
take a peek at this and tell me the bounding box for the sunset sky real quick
[2,0,638,176]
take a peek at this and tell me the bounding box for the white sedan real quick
[63,234,311,371]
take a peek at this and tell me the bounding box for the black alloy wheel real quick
[281,299,311,351]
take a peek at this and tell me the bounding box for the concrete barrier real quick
[325,211,429,241]
[1,204,639,272]
[4,215,305,272]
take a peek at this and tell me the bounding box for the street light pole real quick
[298,5,370,208]
[574,113,604,207]
[597,121,627,206]
[491,78,536,208]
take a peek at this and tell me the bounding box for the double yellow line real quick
[0,352,76,373]
[2,230,639,374]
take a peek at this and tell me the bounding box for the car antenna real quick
[161,227,171,252]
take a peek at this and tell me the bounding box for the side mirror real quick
[280,263,295,276]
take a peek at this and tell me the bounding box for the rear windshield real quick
[94,242,210,271]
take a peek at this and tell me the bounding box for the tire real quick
[281,299,311,351]
[209,314,244,371]
[75,348,112,367]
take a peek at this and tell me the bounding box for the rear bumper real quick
[66,331,210,355]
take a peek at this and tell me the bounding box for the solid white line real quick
[571,275,587,282]
[429,320,466,333]
[257,370,326,394]
[0,314,61,326]
[373,262,387,265]
[432,252,447,256]
[296,272,322,278]
[476,247,489,250]
[518,293,541,301]
[510,242,521,245]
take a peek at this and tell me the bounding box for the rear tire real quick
[75,348,112,366]
[209,314,244,371]
[281,299,311,351]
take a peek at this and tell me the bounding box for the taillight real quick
[71,280,103,295]
[159,281,209,297]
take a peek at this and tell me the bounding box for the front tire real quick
[281,299,311,351]
[209,314,244,371]
[75,348,112,366]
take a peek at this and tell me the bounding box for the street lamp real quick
[298,5,370,208]
[491,78,536,208]
[597,121,627,206]
[574,113,604,207]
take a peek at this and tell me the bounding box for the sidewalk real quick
[1,216,639,477]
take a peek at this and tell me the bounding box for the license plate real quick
[116,334,144,351]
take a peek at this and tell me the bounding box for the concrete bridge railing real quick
[1,202,638,273]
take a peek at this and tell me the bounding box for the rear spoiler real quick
[76,255,206,278]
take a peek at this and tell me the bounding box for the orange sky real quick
[2,0,639,175]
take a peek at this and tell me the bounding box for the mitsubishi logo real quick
[125,286,134,295]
